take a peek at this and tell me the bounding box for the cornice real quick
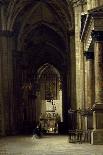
[88,5,103,16]
[80,14,91,40]
[80,13,94,51]
[81,6,103,41]
[81,5,103,52]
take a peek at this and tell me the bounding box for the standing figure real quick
[34,122,42,138]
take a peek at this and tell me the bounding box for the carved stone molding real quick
[91,30,103,41]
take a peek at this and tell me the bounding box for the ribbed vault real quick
[2,0,75,134]
[5,0,75,75]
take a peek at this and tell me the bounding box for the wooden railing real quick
[68,129,91,144]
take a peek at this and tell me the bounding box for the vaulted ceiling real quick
[4,0,75,76]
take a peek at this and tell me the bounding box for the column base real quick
[91,129,103,144]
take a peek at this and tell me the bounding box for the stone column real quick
[91,30,103,144]
[0,30,15,135]
[9,34,17,135]
[0,2,16,135]
[85,51,94,109]
[0,2,6,136]
[0,39,5,135]
[83,51,94,130]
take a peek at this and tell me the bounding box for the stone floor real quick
[0,135,103,155]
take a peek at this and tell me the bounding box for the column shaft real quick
[0,43,5,135]
[84,51,94,109]
[83,51,94,130]
[87,59,94,108]
[95,42,103,103]
[0,31,15,135]
[91,30,103,144]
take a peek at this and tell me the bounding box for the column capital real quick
[91,30,103,41]
[84,51,94,59]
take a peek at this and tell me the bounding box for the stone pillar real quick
[85,51,94,109]
[91,30,103,144]
[0,30,15,135]
[0,3,6,136]
[0,40,5,135]
[84,51,94,130]
[8,34,15,135]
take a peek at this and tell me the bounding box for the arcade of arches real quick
[0,0,103,145]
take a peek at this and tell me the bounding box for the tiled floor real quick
[0,135,103,155]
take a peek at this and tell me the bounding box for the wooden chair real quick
[68,130,76,143]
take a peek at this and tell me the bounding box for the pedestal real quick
[91,130,103,144]
[91,104,103,144]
